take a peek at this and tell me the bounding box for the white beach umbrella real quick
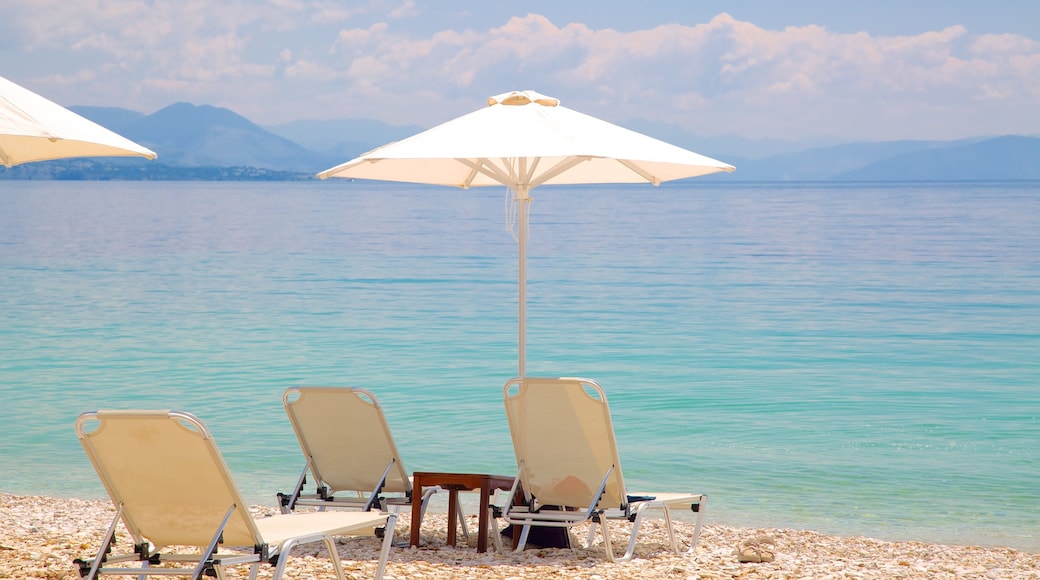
[318,90,734,377]
[0,75,156,167]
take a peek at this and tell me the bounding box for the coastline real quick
[3,492,1036,580]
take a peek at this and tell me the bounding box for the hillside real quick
[115,103,340,172]
[0,101,1037,181]
[263,118,424,160]
[835,135,1040,181]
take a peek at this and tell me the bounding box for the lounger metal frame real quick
[501,377,707,562]
[75,410,397,580]
[279,387,468,542]
[279,387,435,512]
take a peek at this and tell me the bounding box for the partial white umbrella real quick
[0,75,156,167]
[318,90,734,377]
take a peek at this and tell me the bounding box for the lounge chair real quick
[278,387,464,541]
[75,410,397,580]
[501,377,707,562]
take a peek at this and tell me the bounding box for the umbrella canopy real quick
[318,90,734,377]
[0,75,157,167]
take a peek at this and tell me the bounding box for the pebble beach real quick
[3,492,1036,580]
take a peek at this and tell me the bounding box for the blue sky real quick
[2,1,1038,142]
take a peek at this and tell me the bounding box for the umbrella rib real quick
[457,158,516,188]
[0,95,54,137]
[520,157,542,190]
[528,156,592,189]
[617,159,661,185]
[505,158,520,187]
[461,165,480,188]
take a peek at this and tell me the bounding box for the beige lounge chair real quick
[75,410,397,580]
[279,387,465,541]
[501,377,707,562]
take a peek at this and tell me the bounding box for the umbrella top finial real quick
[487,90,559,107]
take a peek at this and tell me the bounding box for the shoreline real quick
[3,492,1037,579]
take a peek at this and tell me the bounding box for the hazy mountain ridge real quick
[263,118,425,158]
[834,135,1040,181]
[0,102,1036,181]
[120,103,343,172]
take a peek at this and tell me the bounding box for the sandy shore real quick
[2,492,1036,579]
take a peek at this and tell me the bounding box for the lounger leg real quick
[270,539,294,580]
[687,495,707,554]
[585,521,598,549]
[418,487,437,521]
[618,510,646,563]
[662,506,678,553]
[279,464,311,514]
[488,506,503,552]
[514,524,531,552]
[323,536,347,580]
[375,513,397,580]
[456,498,470,541]
[600,517,616,562]
[272,535,347,580]
[82,504,124,580]
[190,505,237,580]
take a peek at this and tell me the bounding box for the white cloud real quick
[389,0,419,19]
[2,2,1038,140]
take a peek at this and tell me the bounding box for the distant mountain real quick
[622,119,840,160]
[69,106,146,131]
[699,136,1040,181]
[3,102,1037,181]
[263,118,425,160]
[711,139,977,181]
[834,135,1040,181]
[111,102,340,172]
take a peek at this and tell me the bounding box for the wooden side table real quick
[410,472,516,553]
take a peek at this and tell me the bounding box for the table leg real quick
[446,490,459,547]
[410,482,424,548]
[477,483,491,552]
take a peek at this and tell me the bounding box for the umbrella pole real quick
[517,188,529,379]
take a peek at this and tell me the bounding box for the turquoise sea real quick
[1,180,1037,552]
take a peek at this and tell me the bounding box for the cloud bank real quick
[3,1,1038,141]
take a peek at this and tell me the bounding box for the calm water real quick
[1,180,1037,551]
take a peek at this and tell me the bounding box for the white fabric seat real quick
[501,377,707,562]
[75,409,396,580]
[280,387,467,542]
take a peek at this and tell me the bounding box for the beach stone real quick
[2,492,1039,580]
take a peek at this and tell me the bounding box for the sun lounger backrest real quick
[503,377,627,510]
[76,410,263,549]
[284,387,411,494]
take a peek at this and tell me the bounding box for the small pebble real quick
[2,492,1037,580]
